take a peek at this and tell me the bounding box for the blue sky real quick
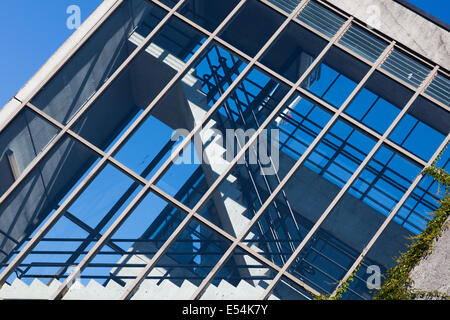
[0,0,102,108]
[0,0,448,109]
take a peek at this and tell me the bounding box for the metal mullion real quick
[340,30,386,60]
[187,17,354,300]
[334,41,375,67]
[171,12,213,39]
[315,0,391,45]
[190,212,321,297]
[401,170,444,227]
[118,0,316,300]
[383,54,431,77]
[44,0,249,300]
[262,64,439,300]
[252,41,396,299]
[0,0,188,289]
[211,39,428,168]
[377,65,450,114]
[258,0,292,18]
[293,87,428,167]
[259,0,346,46]
[0,0,186,213]
[330,133,449,298]
[392,43,435,70]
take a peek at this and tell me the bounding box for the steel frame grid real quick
[0,0,432,298]
[0,0,447,301]
[0,6,432,302]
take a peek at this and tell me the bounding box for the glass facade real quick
[0,0,448,300]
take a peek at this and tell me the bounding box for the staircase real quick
[0,28,285,301]
[0,277,279,300]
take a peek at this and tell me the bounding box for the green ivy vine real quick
[374,144,450,300]
[314,144,449,300]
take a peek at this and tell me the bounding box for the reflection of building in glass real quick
[0,0,448,300]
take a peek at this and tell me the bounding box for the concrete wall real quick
[410,220,450,296]
[326,0,450,69]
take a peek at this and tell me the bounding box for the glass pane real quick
[338,24,388,63]
[131,218,231,300]
[389,96,448,161]
[268,0,302,14]
[270,276,313,300]
[0,134,100,288]
[71,15,206,152]
[70,191,188,298]
[344,70,414,134]
[219,0,285,57]
[297,0,346,38]
[178,0,240,32]
[381,49,432,88]
[0,108,59,196]
[260,19,328,83]
[425,72,450,106]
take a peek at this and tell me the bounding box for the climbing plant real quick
[374,145,450,300]
[313,145,450,300]
[313,265,361,300]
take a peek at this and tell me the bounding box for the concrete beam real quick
[325,0,450,69]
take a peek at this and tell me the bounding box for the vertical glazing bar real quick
[0,0,125,208]
[0,0,188,288]
[120,0,314,300]
[50,0,251,300]
[261,64,440,300]
[330,129,448,297]
[189,16,354,300]
[0,0,125,133]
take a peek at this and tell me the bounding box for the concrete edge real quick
[324,0,450,71]
[0,0,120,132]
[392,0,450,32]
